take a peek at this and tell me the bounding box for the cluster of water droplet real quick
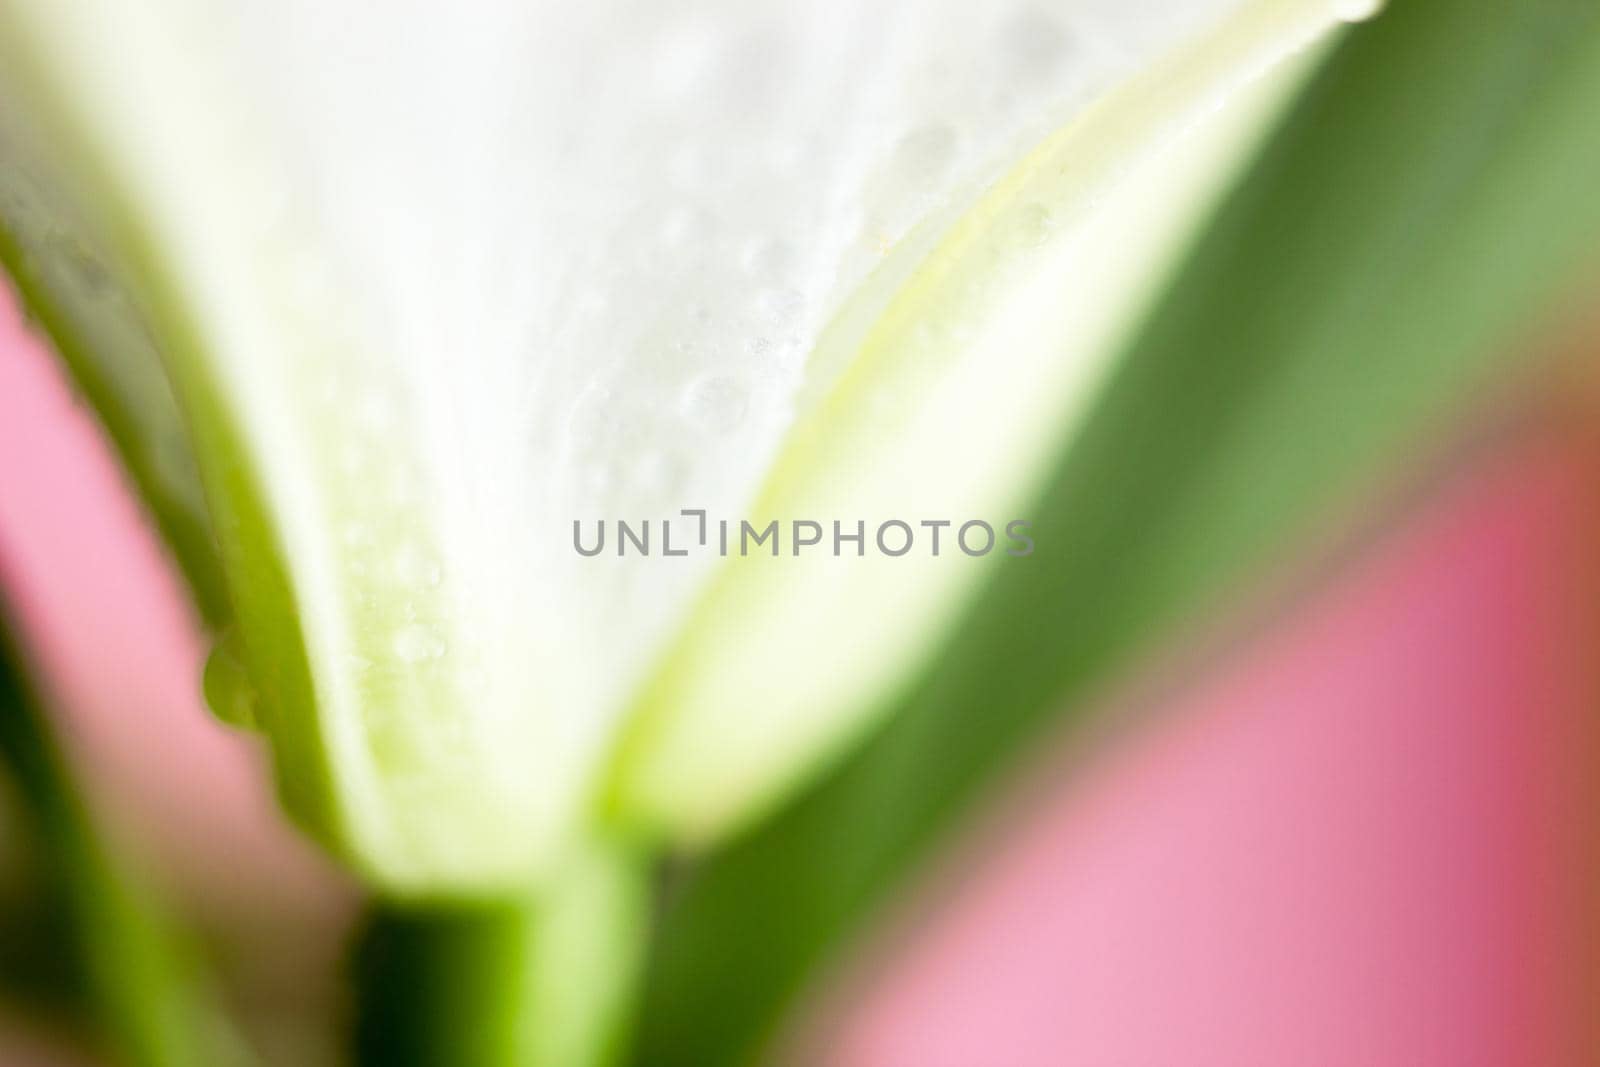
[542,5,1111,527]
[186,0,1263,805]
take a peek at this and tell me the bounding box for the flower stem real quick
[353,840,650,1067]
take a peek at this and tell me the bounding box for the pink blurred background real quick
[2,281,1598,1064]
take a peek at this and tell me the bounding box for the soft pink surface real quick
[0,295,349,914]
[824,429,1600,1066]
[1,285,1597,1064]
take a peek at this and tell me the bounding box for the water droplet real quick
[392,543,443,587]
[742,237,796,282]
[203,629,258,730]
[1000,8,1073,79]
[892,124,958,185]
[564,379,643,494]
[392,623,446,664]
[758,287,805,324]
[1014,203,1055,248]
[367,712,426,774]
[681,374,750,433]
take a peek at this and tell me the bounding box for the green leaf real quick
[0,591,245,1067]
[0,233,229,628]
[631,1,1600,1063]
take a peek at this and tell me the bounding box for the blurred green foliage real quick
[0,593,241,1066]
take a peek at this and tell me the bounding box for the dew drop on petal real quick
[758,287,805,324]
[392,623,446,663]
[999,8,1072,80]
[203,630,259,730]
[1014,202,1056,248]
[392,542,443,587]
[741,237,796,282]
[681,374,750,433]
[892,124,958,186]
